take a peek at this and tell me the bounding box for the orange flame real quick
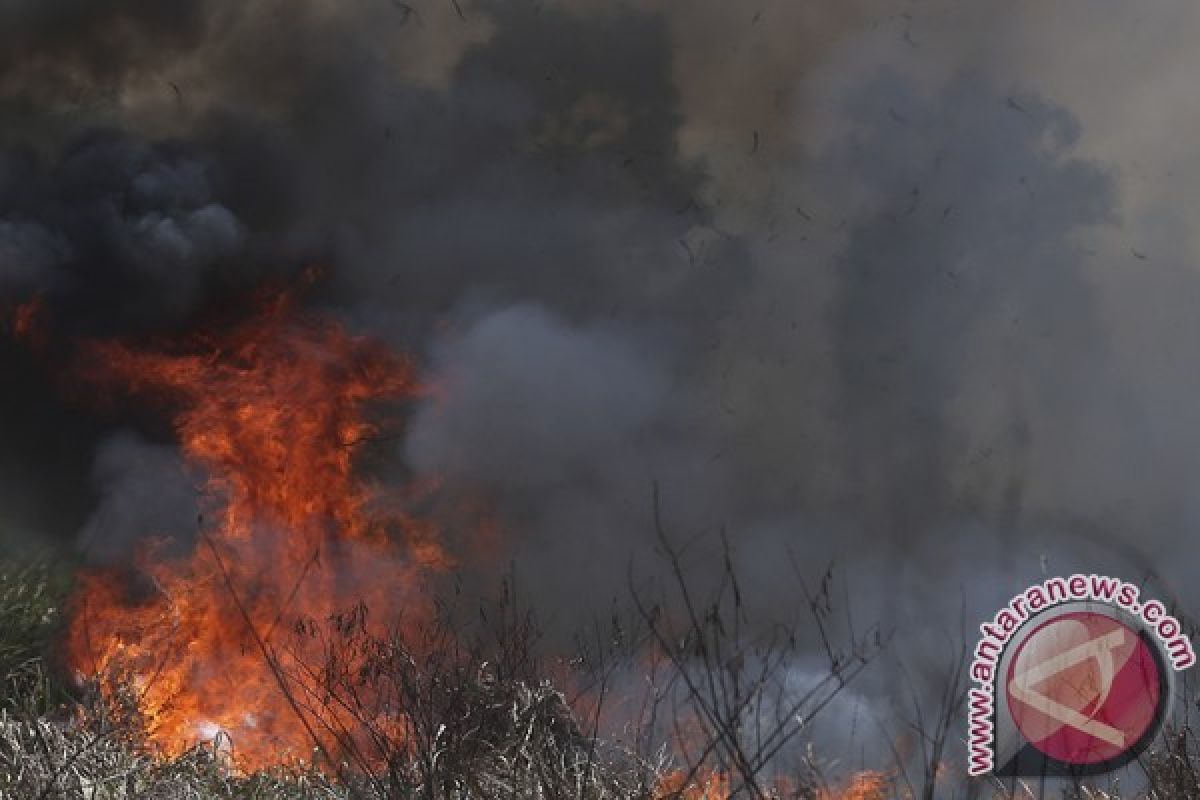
[653,768,890,800]
[653,769,731,800]
[818,771,890,800]
[5,294,46,349]
[65,293,449,769]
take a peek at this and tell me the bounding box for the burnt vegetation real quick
[0,546,1195,799]
[0,530,883,799]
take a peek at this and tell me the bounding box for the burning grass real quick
[66,291,450,769]
[0,559,645,798]
[3,556,1200,797]
[0,558,866,799]
[8,296,1200,798]
[0,293,878,798]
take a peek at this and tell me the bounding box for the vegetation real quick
[0,554,1197,799]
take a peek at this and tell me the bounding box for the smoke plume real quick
[4,0,1200,769]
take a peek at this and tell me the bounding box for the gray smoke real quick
[78,430,201,564]
[0,220,71,289]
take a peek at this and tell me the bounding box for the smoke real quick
[4,0,1200,772]
[0,219,70,288]
[78,430,201,564]
[404,304,717,614]
[407,306,673,490]
[0,131,252,327]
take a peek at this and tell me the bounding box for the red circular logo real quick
[1006,611,1163,766]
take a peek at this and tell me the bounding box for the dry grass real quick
[4,554,1199,799]
[0,559,665,799]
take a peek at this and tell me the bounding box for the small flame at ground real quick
[653,768,889,799]
[818,771,890,800]
[653,769,730,799]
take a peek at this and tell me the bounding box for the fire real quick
[11,296,42,339]
[65,292,450,769]
[653,769,731,799]
[653,769,889,799]
[5,294,46,348]
[818,771,890,800]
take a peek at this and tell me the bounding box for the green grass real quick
[0,559,71,718]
